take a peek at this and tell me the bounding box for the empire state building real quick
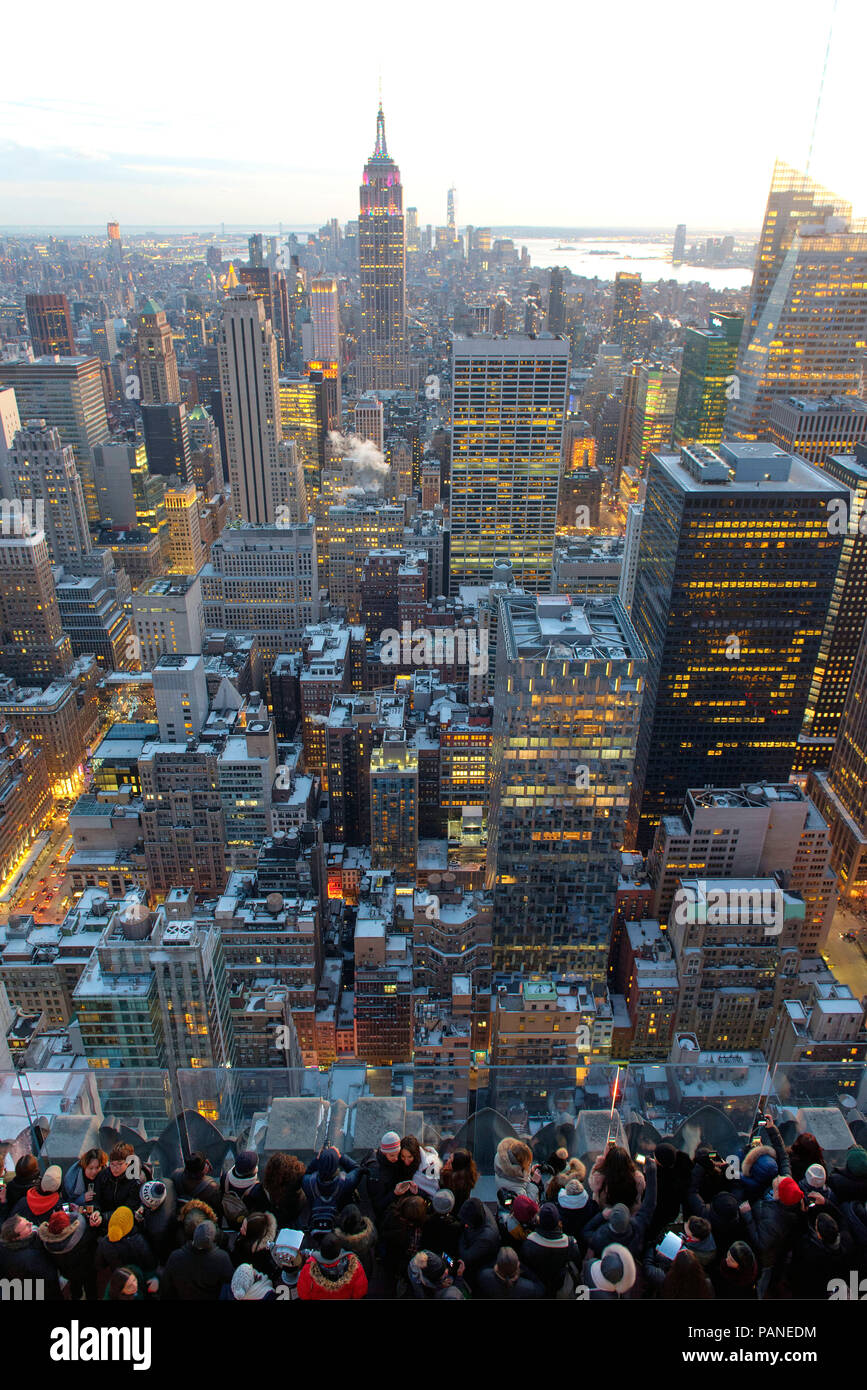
[358,105,411,391]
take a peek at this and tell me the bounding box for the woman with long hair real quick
[661,1247,714,1299]
[440,1148,479,1207]
[588,1143,645,1213]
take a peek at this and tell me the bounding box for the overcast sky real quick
[1,0,863,230]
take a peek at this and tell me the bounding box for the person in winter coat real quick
[160,1219,233,1300]
[135,1179,176,1265]
[788,1132,825,1183]
[494,1138,543,1204]
[12,1164,64,1224]
[686,1186,751,1254]
[583,1242,639,1300]
[360,1131,404,1221]
[712,1241,759,1300]
[95,1205,156,1296]
[104,1266,146,1301]
[500,1193,539,1249]
[230,1212,279,1280]
[439,1148,479,1208]
[799,1163,841,1218]
[220,1150,269,1227]
[398,1135,441,1198]
[828,1146,867,1205]
[477,1245,545,1300]
[221,1261,275,1301]
[790,1212,854,1299]
[380,1193,428,1279]
[689,1146,734,1204]
[333,1203,378,1276]
[297,1232,368,1300]
[588,1144,646,1215]
[2,1155,39,1215]
[62,1148,107,1207]
[645,1246,714,1299]
[649,1144,694,1239]
[302,1146,362,1236]
[422,1189,461,1259]
[169,1152,222,1215]
[93,1143,143,1216]
[586,1155,657,1258]
[681,1214,716,1269]
[545,1158,587,1205]
[740,1175,804,1292]
[407,1249,468,1300]
[262,1151,306,1230]
[557,1178,598,1241]
[840,1199,867,1261]
[457,1196,500,1284]
[520,1202,581,1296]
[0,1213,61,1298]
[37,1208,99,1299]
[176,1198,220,1250]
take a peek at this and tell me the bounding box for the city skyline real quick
[2,0,863,228]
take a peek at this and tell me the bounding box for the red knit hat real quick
[48,1210,71,1234]
[776,1176,803,1206]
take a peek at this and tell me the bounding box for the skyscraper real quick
[449,334,569,593]
[810,614,867,901]
[25,294,75,357]
[626,363,680,474]
[0,529,72,683]
[628,442,846,850]
[673,224,686,263]
[136,300,180,405]
[447,187,457,241]
[673,313,743,448]
[0,356,109,467]
[218,286,283,524]
[358,105,410,391]
[727,165,867,440]
[547,266,565,334]
[486,592,645,978]
[310,275,340,364]
[611,272,642,361]
[7,422,92,565]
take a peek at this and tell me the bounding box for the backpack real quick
[307,1179,338,1236]
[221,1187,250,1229]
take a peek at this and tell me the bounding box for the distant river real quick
[520,236,753,291]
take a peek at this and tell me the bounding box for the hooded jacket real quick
[333,1214,378,1274]
[0,1223,61,1297]
[62,1160,99,1206]
[557,1186,599,1239]
[494,1140,541,1202]
[457,1199,501,1280]
[161,1230,234,1300]
[585,1160,657,1257]
[229,1212,279,1279]
[712,1257,758,1300]
[170,1165,222,1215]
[139,1179,178,1264]
[37,1212,98,1286]
[360,1148,403,1220]
[521,1226,581,1295]
[95,1226,155,1279]
[582,1243,640,1300]
[297,1248,368,1300]
[407,1252,468,1300]
[789,1224,854,1299]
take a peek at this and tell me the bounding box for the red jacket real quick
[297,1251,368,1300]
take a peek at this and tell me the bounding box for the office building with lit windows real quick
[6,421,92,566]
[626,364,680,475]
[449,334,569,593]
[200,522,319,665]
[136,299,180,405]
[486,592,645,979]
[25,294,75,357]
[611,272,641,361]
[628,442,847,851]
[0,529,72,683]
[768,394,867,466]
[810,603,867,902]
[218,287,283,524]
[673,313,743,447]
[370,732,418,876]
[358,105,410,391]
[311,275,340,364]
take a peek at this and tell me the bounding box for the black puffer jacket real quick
[37,1213,98,1289]
[139,1180,178,1265]
[93,1167,142,1216]
[457,1199,501,1281]
[789,1226,854,1299]
[521,1229,581,1295]
[0,1226,61,1298]
[95,1228,155,1281]
[161,1234,234,1300]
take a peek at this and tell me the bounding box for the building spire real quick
[374,102,388,159]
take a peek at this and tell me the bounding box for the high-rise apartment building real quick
[486,592,645,979]
[628,442,846,850]
[0,530,72,682]
[218,287,283,524]
[727,165,867,440]
[358,106,410,391]
[673,313,743,448]
[611,272,641,360]
[449,335,569,593]
[136,299,180,404]
[7,422,92,565]
[673,224,686,263]
[25,294,75,357]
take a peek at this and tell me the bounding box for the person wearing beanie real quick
[650,1142,694,1239]
[407,1248,469,1300]
[135,1177,177,1266]
[222,1260,275,1301]
[12,1165,63,1223]
[95,1205,155,1297]
[501,1192,539,1248]
[557,1177,598,1240]
[828,1145,867,1204]
[422,1189,461,1260]
[544,1157,586,1204]
[476,1244,544,1301]
[521,1201,581,1296]
[687,1182,751,1252]
[360,1131,404,1220]
[0,1213,61,1299]
[38,1204,99,1298]
[585,1154,657,1258]
[739,1121,802,1295]
[169,1151,222,1216]
[584,1241,638,1299]
[302,1144,362,1237]
[161,1214,233,1300]
[297,1231,369,1300]
[333,1203,378,1275]
[219,1149,269,1227]
[457,1197,500,1286]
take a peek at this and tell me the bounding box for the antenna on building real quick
[806,0,839,175]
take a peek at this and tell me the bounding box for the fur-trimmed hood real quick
[244,1212,277,1252]
[37,1213,88,1254]
[495,1138,532,1185]
[741,1144,776,1179]
[333,1216,376,1254]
